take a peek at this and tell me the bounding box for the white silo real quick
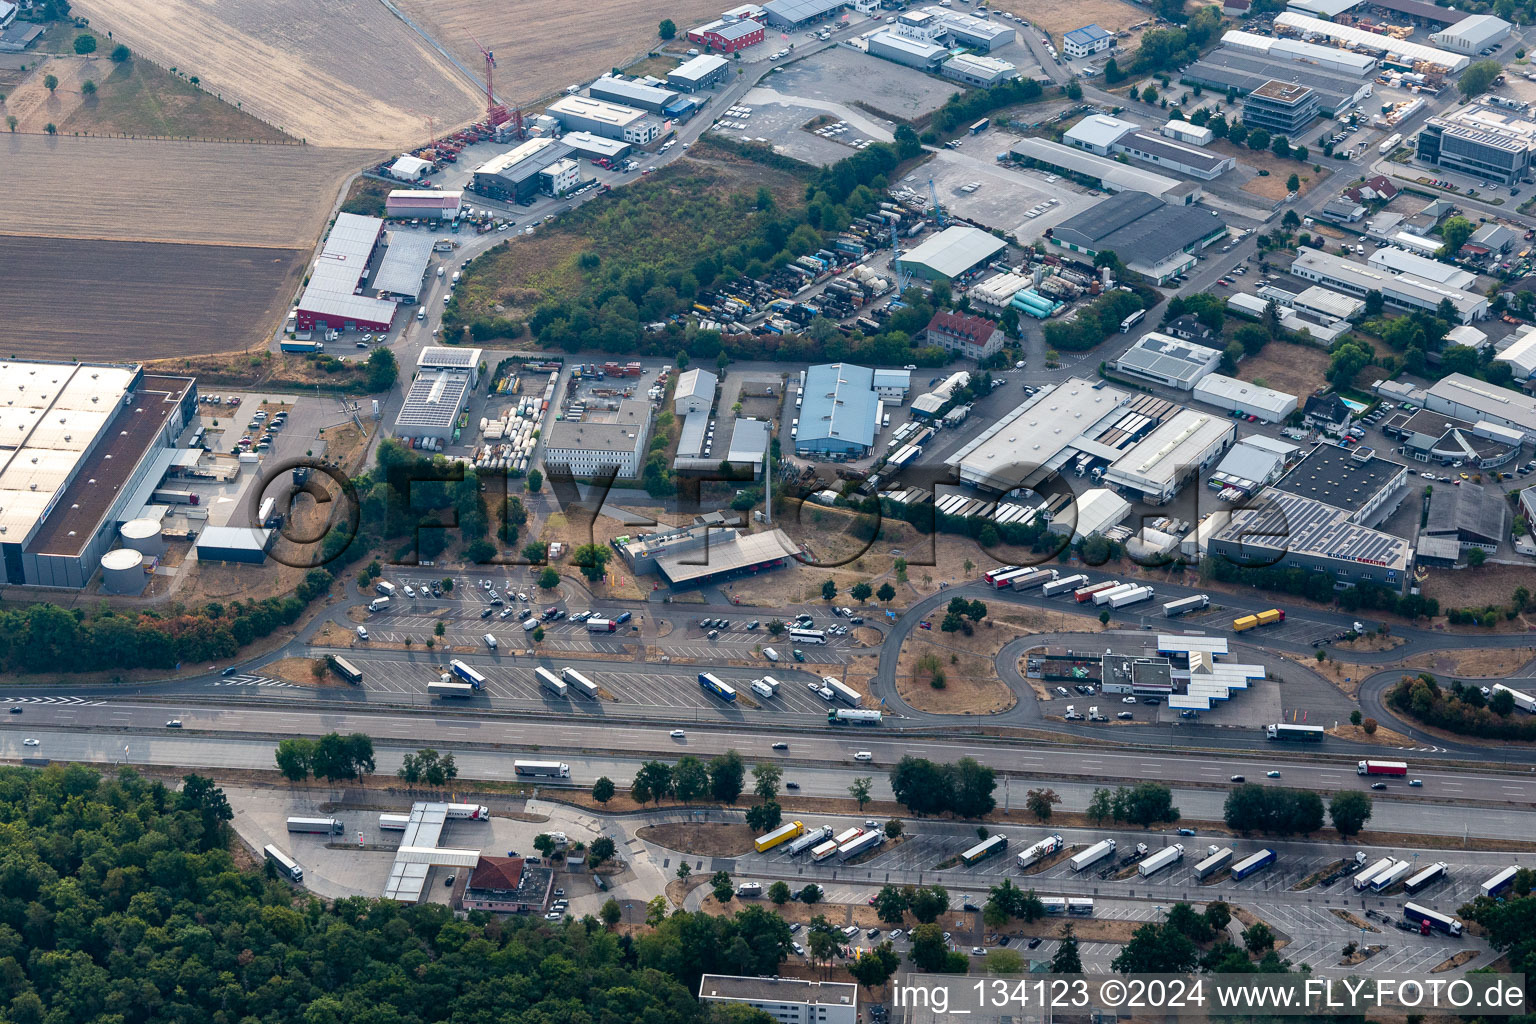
[119,517,165,557]
[101,548,147,595]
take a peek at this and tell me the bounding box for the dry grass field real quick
[0,134,371,246]
[0,236,305,361]
[393,0,728,109]
[992,0,1149,43]
[72,0,482,147]
[1232,339,1329,400]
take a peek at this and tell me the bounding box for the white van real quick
[522,618,539,632]
[483,634,498,649]
[356,626,369,641]
[763,647,780,662]
[854,751,874,762]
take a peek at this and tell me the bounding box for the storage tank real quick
[119,517,165,557]
[101,548,147,595]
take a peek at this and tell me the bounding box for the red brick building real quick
[925,310,1006,362]
[687,16,766,52]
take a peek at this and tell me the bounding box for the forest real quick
[0,764,788,1024]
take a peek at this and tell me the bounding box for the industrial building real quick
[668,53,731,91]
[1275,443,1410,525]
[1289,247,1487,323]
[1226,289,1351,342]
[1046,190,1227,284]
[674,368,718,416]
[0,361,197,589]
[387,155,432,182]
[1494,327,1536,381]
[588,74,681,115]
[1272,13,1469,71]
[559,132,631,162]
[1366,248,1477,290]
[895,225,1007,282]
[1384,407,1523,467]
[546,95,659,144]
[1163,119,1214,147]
[925,311,1006,361]
[295,213,396,332]
[940,53,1019,87]
[385,189,464,220]
[1181,30,1378,118]
[868,32,949,70]
[1101,410,1236,504]
[542,399,653,478]
[396,346,483,443]
[1064,114,1235,180]
[1207,490,1412,592]
[796,363,880,458]
[1112,332,1223,390]
[1210,435,1298,493]
[471,138,575,202]
[949,378,1131,492]
[1243,80,1319,135]
[872,368,910,402]
[1048,488,1132,542]
[1429,13,1511,54]
[1421,484,1507,560]
[195,527,273,565]
[761,0,849,29]
[1192,374,1298,422]
[922,6,1016,51]
[618,521,800,587]
[1293,284,1364,322]
[1009,137,1201,204]
[699,976,856,1024]
[370,231,436,302]
[725,419,772,478]
[687,16,766,52]
[1424,373,1536,444]
[1417,103,1536,186]
[1063,24,1114,58]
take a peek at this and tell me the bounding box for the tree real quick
[986,948,1025,974]
[851,581,873,603]
[711,870,735,904]
[275,738,314,782]
[849,942,902,988]
[676,861,692,881]
[533,566,559,590]
[1286,172,1300,192]
[1247,127,1271,151]
[1052,923,1083,972]
[1100,609,1112,626]
[799,883,823,905]
[632,760,672,805]
[1329,790,1373,837]
[894,557,908,583]
[908,923,950,971]
[745,801,782,832]
[601,898,622,926]
[907,884,950,924]
[659,17,677,38]
[1270,134,1290,159]
[1205,900,1232,933]
[874,885,910,924]
[1112,921,1200,974]
[767,619,785,636]
[588,835,617,868]
[532,626,545,642]
[1459,58,1502,99]
[81,79,96,97]
[876,582,896,605]
[822,579,837,601]
[44,74,58,93]
[592,776,615,804]
[1025,787,1061,822]
[1362,716,1378,734]
[111,42,130,62]
[752,761,782,802]
[73,32,97,54]
[1350,709,1363,727]
[1242,921,1276,953]
[710,750,745,804]
[1087,787,1113,825]
[1282,208,1301,231]
[885,818,904,838]
[673,756,709,804]
[1439,215,1475,258]
[1118,781,1180,826]
[5,115,16,133]
[1467,547,1487,568]
[849,776,873,811]
[573,542,612,583]
[177,774,233,850]
[765,880,791,905]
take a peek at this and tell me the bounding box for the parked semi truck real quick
[1230,848,1276,881]
[1357,760,1408,776]
[587,617,617,633]
[1042,574,1089,597]
[1093,583,1138,607]
[1403,902,1462,937]
[1267,723,1325,742]
[1108,585,1155,609]
[1194,846,1233,880]
[1482,866,1519,899]
[1009,568,1057,591]
[1015,834,1064,870]
[787,826,833,857]
[535,666,568,698]
[560,666,600,699]
[1354,856,1396,890]
[1404,862,1449,895]
[1070,839,1116,872]
[1137,844,1184,878]
[286,817,344,834]
[1163,595,1209,617]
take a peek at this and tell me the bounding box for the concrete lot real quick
[732,85,895,166]
[766,45,955,121]
[905,140,1099,241]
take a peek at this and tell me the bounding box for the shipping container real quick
[1230,848,1276,880]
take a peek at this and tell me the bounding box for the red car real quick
[919,620,932,630]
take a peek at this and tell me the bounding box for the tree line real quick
[1086,782,1181,827]
[890,755,997,818]
[1389,673,1536,741]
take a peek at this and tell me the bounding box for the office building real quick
[542,399,652,478]
[471,138,575,202]
[1417,103,1536,186]
[1243,79,1320,134]
[688,16,766,52]
[546,95,659,143]
[699,975,856,1024]
[1385,408,1522,467]
[1047,190,1227,284]
[1207,490,1412,592]
[926,310,1006,361]
[922,6,1016,51]
[396,347,482,443]
[872,368,910,402]
[796,363,880,458]
[1289,247,1487,323]
[1063,24,1114,57]
[1274,443,1410,526]
[1111,332,1223,390]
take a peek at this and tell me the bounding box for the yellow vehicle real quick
[1458,473,1470,481]
[754,820,805,853]
[1234,609,1285,631]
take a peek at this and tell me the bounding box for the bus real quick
[960,834,1008,865]
[1120,309,1145,333]
[327,655,363,684]
[514,760,571,778]
[699,672,738,702]
[449,660,486,689]
[428,680,476,698]
[788,628,826,645]
[263,844,303,882]
[754,821,805,853]
[379,813,411,831]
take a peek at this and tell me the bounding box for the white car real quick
[670,729,686,738]
[23,738,39,746]
[1122,696,1137,704]
[403,585,416,598]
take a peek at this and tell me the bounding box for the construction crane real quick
[891,223,912,291]
[929,177,946,228]
[467,31,521,137]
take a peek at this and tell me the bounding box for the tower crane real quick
[929,177,946,228]
[467,31,522,138]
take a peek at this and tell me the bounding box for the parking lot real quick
[761,45,955,121]
[909,143,1100,242]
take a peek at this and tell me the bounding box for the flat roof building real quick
[1064,114,1234,179]
[559,131,631,160]
[1289,247,1487,323]
[1293,284,1365,322]
[619,523,800,587]
[396,369,473,443]
[1366,247,1477,289]
[699,975,857,1024]
[1049,487,1132,541]
[1102,409,1237,504]
[1273,13,1469,71]
[546,95,659,143]
[924,7,1016,51]
[949,378,1131,492]
[1063,24,1114,57]
[588,74,681,115]
[418,345,482,385]
[1388,407,1522,467]
[1192,374,1298,422]
[1274,443,1410,524]
[1112,332,1223,390]
[1207,490,1412,592]
[1046,190,1227,284]
[196,526,273,565]
[1211,435,1297,491]
[872,368,910,401]
[940,53,1019,87]
[372,231,436,301]
[471,138,575,202]
[1430,13,1512,53]
[1010,138,1198,203]
[761,0,849,28]
[868,32,949,70]
[543,399,653,478]
[1417,102,1536,186]
[1243,79,1320,134]
[1183,31,1377,117]
[385,189,464,219]
[295,213,396,332]
[896,225,1007,282]
[1424,373,1536,443]
[668,53,731,91]
[797,363,880,458]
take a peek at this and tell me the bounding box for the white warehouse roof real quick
[1494,328,1536,379]
[897,225,1007,280]
[1366,247,1477,290]
[1010,137,1186,199]
[1274,13,1469,72]
[1193,373,1299,420]
[1103,409,1234,498]
[1066,113,1139,151]
[1050,487,1132,541]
